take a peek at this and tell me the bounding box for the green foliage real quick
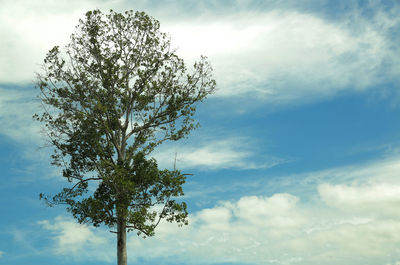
[35,9,215,236]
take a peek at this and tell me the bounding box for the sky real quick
[1,0,400,264]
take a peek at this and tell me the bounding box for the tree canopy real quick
[35,9,215,265]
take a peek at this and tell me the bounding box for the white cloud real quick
[147,155,400,265]
[38,155,400,265]
[316,155,400,185]
[319,183,400,217]
[0,86,67,182]
[165,11,398,104]
[153,137,283,170]
[154,139,249,169]
[130,191,400,265]
[0,0,99,84]
[41,193,400,265]
[2,1,399,107]
[179,152,400,205]
[38,216,114,262]
[0,87,40,142]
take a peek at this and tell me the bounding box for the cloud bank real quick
[39,155,400,265]
[2,0,399,106]
[40,188,400,265]
[1,0,399,146]
[174,9,400,107]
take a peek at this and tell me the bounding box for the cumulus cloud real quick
[38,216,114,262]
[142,155,400,264]
[37,154,400,264]
[40,185,400,265]
[37,155,400,265]
[318,183,400,216]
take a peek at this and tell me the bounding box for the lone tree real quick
[35,9,215,265]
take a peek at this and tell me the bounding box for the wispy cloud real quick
[0,86,61,181]
[166,10,399,104]
[154,137,284,170]
[2,0,399,107]
[0,86,40,142]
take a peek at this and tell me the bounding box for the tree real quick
[34,9,215,265]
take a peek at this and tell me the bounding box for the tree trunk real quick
[117,219,127,265]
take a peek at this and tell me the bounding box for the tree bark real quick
[117,219,127,265]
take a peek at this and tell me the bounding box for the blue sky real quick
[1,0,400,264]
